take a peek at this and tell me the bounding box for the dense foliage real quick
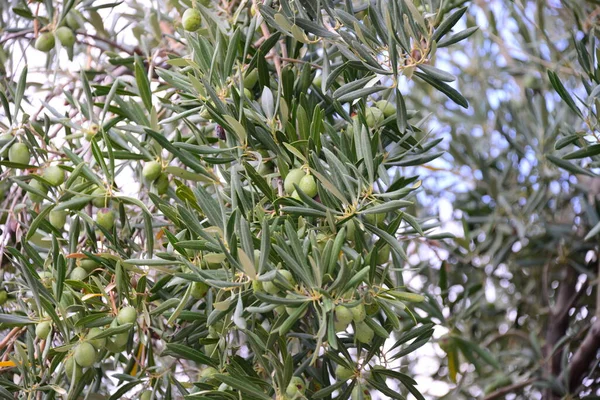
[2,0,600,399]
[0,0,479,399]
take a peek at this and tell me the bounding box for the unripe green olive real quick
[354,321,374,343]
[87,327,106,349]
[49,210,67,229]
[35,33,56,52]
[0,290,7,305]
[182,8,202,31]
[335,305,353,326]
[243,88,252,98]
[55,27,76,47]
[91,187,109,208]
[365,107,384,128]
[243,69,259,89]
[65,11,82,30]
[286,376,306,397]
[200,366,218,381]
[140,391,152,400]
[284,168,306,195]
[0,133,13,156]
[291,190,301,200]
[154,173,169,195]
[279,270,295,286]
[43,166,66,186]
[376,245,390,265]
[335,365,353,381]
[365,301,379,316]
[117,306,137,325]
[143,161,162,182]
[105,319,128,352]
[8,143,30,165]
[350,303,366,322]
[203,253,226,269]
[285,294,307,317]
[351,386,372,400]
[365,212,386,227]
[252,279,263,293]
[29,179,47,203]
[190,281,209,299]
[80,258,99,272]
[65,357,83,381]
[262,280,279,295]
[375,100,395,117]
[74,342,96,367]
[36,321,51,339]
[96,208,115,231]
[70,267,87,281]
[298,174,317,197]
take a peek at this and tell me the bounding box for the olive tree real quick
[404,0,600,398]
[0,0,477,399]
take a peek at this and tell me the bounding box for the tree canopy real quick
[0,0,599,399]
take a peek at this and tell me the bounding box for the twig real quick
[483,378,536,400]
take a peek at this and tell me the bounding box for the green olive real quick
[80,258,99,273]
[87,327,106,349]
[154,173,169,195]
[335,365,353,381]
[284,168,306,195]
[262,280,279,295]
[74,342,96,367]
[190,281,209,299]
[298,174,317,197]
[354,321,374,343]
[29,179,47,203]
[251,279,263,293]
[375,100,396,117]
[96,208,115,231]
[243,69,259,89]
[365,212,386,227]
[35,33,55,52]
[55,27,76,47]
[285,294,307,317]
[117,306,137,325]
[143,161,162,182]
[8,143,30,165]
[203,253,226,269]
[350,303,366,322]
[140,391,152,400]
[91,186,109,208]
[279,270,295,286]
[335,305,353,326]
[365,107,384,128]
[351,386,372,400]
[376,245,390,265]
[200,366,218,380]
[65,357,83,381]
[65,11,82,30]
[49,210,67,229]
[286,376,306,397]
[0,290,7,305]
[43,166,65,186]
[35,321,52,339]
[182,8,202,31]
[70,267,87,281]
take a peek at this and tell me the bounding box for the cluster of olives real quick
[284,168,317,199]
[35,306,137,380]
[142,160,169,195]
[34,11,81,53]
